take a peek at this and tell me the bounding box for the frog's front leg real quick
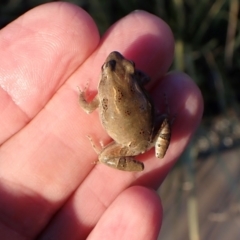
[78,86,100,113]
[98,142,144,171]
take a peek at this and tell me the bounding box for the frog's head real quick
[103,51,135,78]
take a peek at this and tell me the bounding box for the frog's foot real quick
[77,81,89,92]
[163,93,170,114]
[87,135,102,154]
[92,160,100,165]
[100,156,144,171]
[77,83,88,102]
[87,135,101,165]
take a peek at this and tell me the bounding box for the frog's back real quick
[99,76,154,147]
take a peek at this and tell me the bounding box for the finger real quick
[88,187,162,240]
[138,71,203,187]
[0,2,99,238]
[39,186,162,240]
[70,10,174,91]
[0,2,99,143]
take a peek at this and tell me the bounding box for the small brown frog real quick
[79,51,171,171]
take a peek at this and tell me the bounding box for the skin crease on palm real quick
[0,2,203,240]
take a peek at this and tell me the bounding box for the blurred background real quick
[1,0,239,239]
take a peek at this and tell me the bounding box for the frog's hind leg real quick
[102,156,144,172]
[99,142,144,171]
[154,117,171,158]
[152,94,173,159]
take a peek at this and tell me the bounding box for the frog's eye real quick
[125,63,135,74]
[129,60,135,67]
[107,59,116,71]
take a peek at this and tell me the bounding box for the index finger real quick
[0,2,99,143]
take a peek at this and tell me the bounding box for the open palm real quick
[0,3,203,240]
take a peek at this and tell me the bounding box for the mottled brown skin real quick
[79,51,171,171]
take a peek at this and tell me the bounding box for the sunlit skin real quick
[0,2,203,240]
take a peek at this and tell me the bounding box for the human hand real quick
[0,3,203,239]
